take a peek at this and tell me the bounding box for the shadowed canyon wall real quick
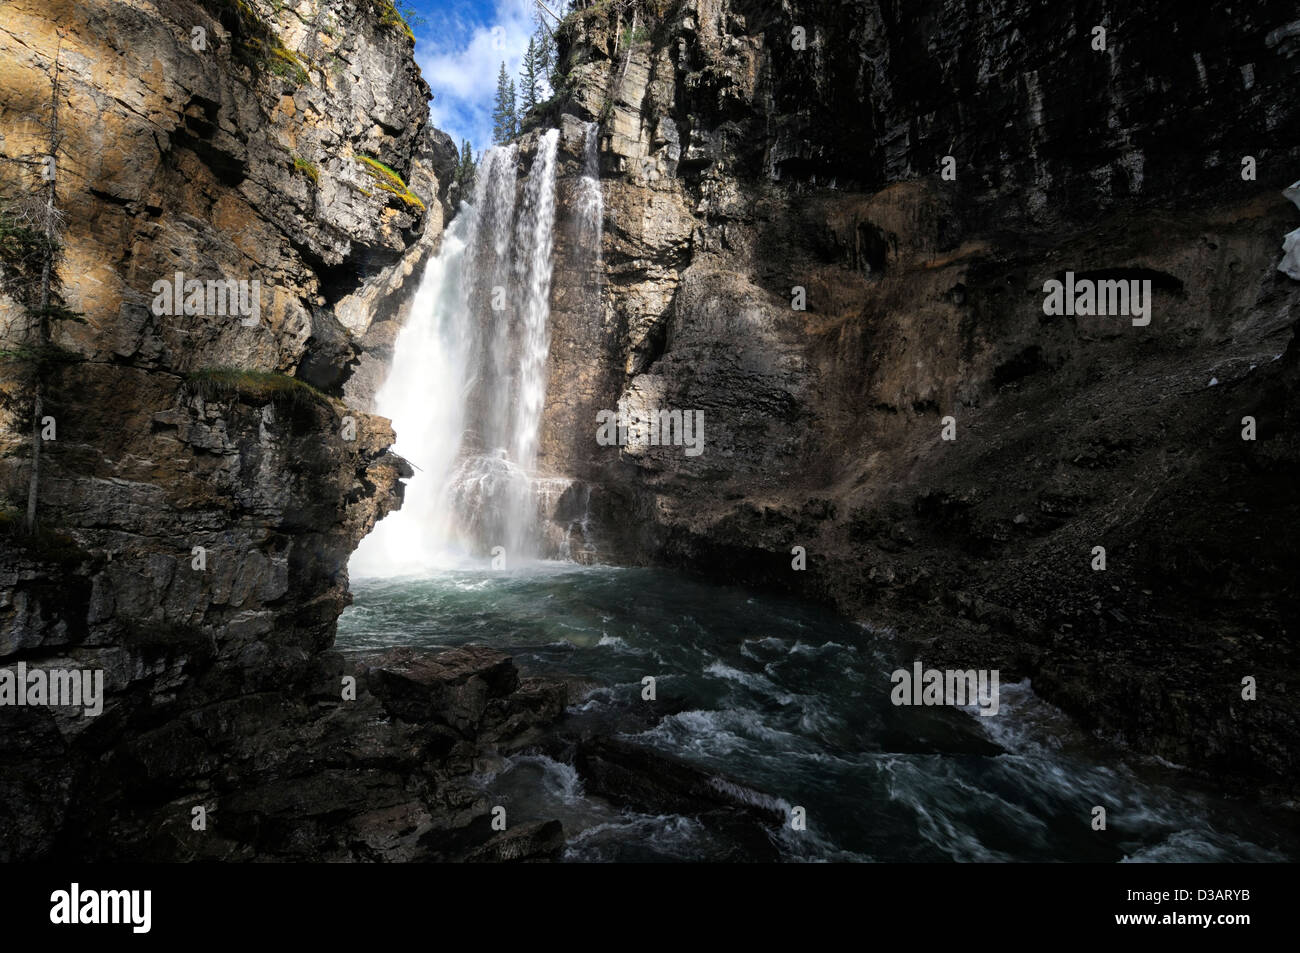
[531,0,1300,788]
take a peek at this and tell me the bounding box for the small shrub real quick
[187,367,333,412]
[356,156,425,211]
[621,25,651,47]
[293,156,320,185]
[0,504,87,564]
[373,1,416,41]
[214,1,312,87]
[265,42,310,84]
[0,342,82,368]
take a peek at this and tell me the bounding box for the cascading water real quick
[575,121,603,256]
[510,130,560,479]
[544,121,605,561]
[346,210,476,576]
[351,128,564,575]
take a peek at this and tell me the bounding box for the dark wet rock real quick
[575,736,778,820]
[464,820,565,863]
[482,676,569,753]
[361,646,520,733]
[572,736,784,861]
[67,644,573,862]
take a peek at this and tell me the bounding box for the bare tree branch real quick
[533,0,562,29]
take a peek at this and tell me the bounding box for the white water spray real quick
[351,129,566,575]
[512,130,560,470]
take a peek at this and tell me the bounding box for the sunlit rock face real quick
[0,0,462,859]
[536,0,1300,787]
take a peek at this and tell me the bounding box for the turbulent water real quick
[339,564,1296,863]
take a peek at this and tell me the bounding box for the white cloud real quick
[417,0,541,155]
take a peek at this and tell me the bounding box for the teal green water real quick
[340,563,1295,862]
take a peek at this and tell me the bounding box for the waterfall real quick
[351,128,564,575]
[347,210,475,576]
[576,121,603,256]
[511,130,560,471]
[546,121,604,563]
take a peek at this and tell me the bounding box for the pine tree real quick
[532,12,553,88]
[491,61,515,144]
[453,139,476,195]
[0,42,75,533]
[506,78,519,138]
[520,37,540,112]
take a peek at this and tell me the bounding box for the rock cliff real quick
[533,0,1300,789]
[0,0,507,860]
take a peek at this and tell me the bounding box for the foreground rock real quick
[573,736,784,862]
[50,645,569,862]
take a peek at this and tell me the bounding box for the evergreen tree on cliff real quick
[531,4,558,90]
[0,42,76,533]
[492,62,517,144]
[533,11,553,79]
[520,38,540,112]
[453,140,476,196]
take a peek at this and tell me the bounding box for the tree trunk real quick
[25,50,59,535]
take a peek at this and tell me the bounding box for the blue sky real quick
[405,0,554,155]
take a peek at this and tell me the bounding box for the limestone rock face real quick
[536,0,1300,786]
[342,124,460,410]
[0,0,468,858]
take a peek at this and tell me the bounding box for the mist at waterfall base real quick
[341,129,1292,862]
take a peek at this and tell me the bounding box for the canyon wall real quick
[0,0,527,860]
[535,0,1300,788]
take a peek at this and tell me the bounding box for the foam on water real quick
[343,539,1298,861]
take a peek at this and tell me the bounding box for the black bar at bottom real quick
[2,861,1287,940]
